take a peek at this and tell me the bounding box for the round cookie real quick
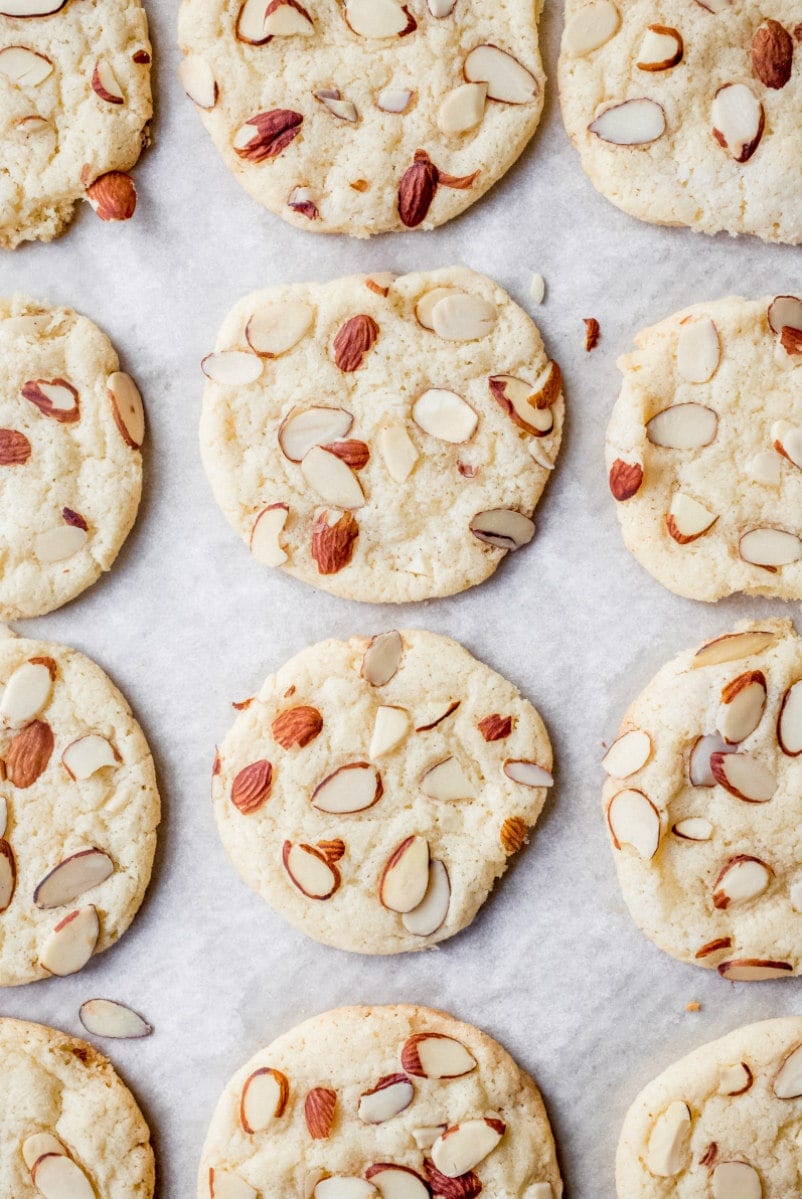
[602,618,802,980]
[213,629,554,955]
[606,295,802,602]
[0,1017,154,1198]
[0,295,145,619]
[199,1004,562,1199]
[0,626,160,987]
[617,1017,802,1197]
[178,0,544,237]
[199,267,563,604]
[0,0,152,249]
[559,0,802,244]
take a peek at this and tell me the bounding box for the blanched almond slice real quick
[0,841,15,912]
[108,372,145,448]
[401,1033,476,1078]
[1,0,66,9]
[247,300,314,357]
[34,524,87,564]
[711,1162,761,1199]
[370,706,410,757]
[264,0,314,35]
[343,0,413,37]
[366,272,396,297]
[415,288,460,330]
[0,658,53,726]
[720,1062,753,1095]
[503,759,553,787]
[428,0,456,12]
[62,734,118,780]
[564,0,620,54]
[279,406,353,462]
[180,53,218,108]
[712,84,764,163]
[718,958,793,981]
[312,763,382,813]
[746,450,781,486]
[768,295,802,335]
[22,1134,65,1172]
[241,1067,289,1133]
[412,1125,447,1149]
[431,1118,505,1177]
[79,998,151,1039]
[379,423,419,482]
[316,1179,377,1199]
[0,796,6,838]
[31,1154,94,1199]
[430,293,497,340]
[282,842,340,899]
[416,700,459,731]
[301,446,364,509]
[438,83,487,134]
[34,848,113,908]
[359,1074,415,1123]
[362,631,402,686]
[791,880,802,911]
[40,906,99,975]
[92,59,124,103]
[470,508,535,550]
[676,318,720,382]
[645,1101,691,1177]
[413,389,478,443]
[17,115,50,133]
[489,375,554,435]
[689,732,730,786]
[739,528,802,568]
[636,24,683,69]
[380,836,430,912]
[315,88,358,122]
[209,1168,258,1199]
[779,682,802,755]
[250,504,289,567]
[402,859,450,936]
[377,86,413,112]
[589,98,665,144]
[201,351,262,385]
[607,789,660,858]
[646,403,717,449]
[0,45,53,85]
[717,671,766,744]
[237,0,271,41]
[774,1043,802,1097]
[710,752,776,802]
[773,421,802,469]
[366,1164,429,1199]
[420,757,474,800]
[666,493,717,543]
[692,629,779,669]
[672,817,713,840]
[602,729,651,777]
[463,44,537,103]
[713,855,771,908]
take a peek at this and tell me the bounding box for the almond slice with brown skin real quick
[40,906,99,976]
[315,88,359,122]
[22,1134,65,1171]
[713,855,771,908]
[343,0,415,37]
[489,375,553,435]
[201,351,262,386]
[602,729,652,777]
[251,504,289,567]
[689,732,730,786]
[431,1118,505,1177]
[564,0,620,54]
[312,763,382,813]
[31,1154,94,1199]
[779,681,802,755]
[6,719,53,787]
[209,1168,258,1199]
[672,817,713,840]
[301,446,365,509]
[305,1086,336,1138]
[92,59,124,103]
[413,389,478,443]
[646,403,717,448]
[768,295,802,336]
[0,841,16,912]
[370,706,410,757]
[718,958,793,981]
[503,759,553,787]
[362,631,403,686]
[719,1062,753,1095]
[0,45,53,84]
[0,658,54,726]
[279,407,353,462]
[752,18,793,88]
[711,1162,761,1199]
[774,1043,802,1097]
[34,848,114,909]
[62,734,119,779]
[710,752,776,802]
[401,1033,476,1078]
[676,317,720,382]
[380,836,430,912]
[86,171,137,221]
[22,378,79,423]
[366,1165,429,1199]
[773,421,802,469]
[430,293,497,340]
[78,998,151,1039]
[272,705,322,749]
[358,1074,415,1124]
[609,459,643,501]
[379,423,419,482]
[420,757,474,800]
[470,509,535,550]
[108,372,145,448]
[415,700,459,732]
[607,789,660,858]
[692,629,779,669]
[402,860,450,935]
[240,1067,289,1133]
[478,713,512,741]
[717,671,766,743]
[0,428,31,464]
[712,84,764,162]
[264,0,314,35]
[424,1158,482,1199]
[312,510,359,574]
[636,24,683,69]
[180,54,218,108]
[666,493,718,543]
[231,759,273,814]
[646,1102,691,1176]
[234,110,303,161]
[589,98,665,144]
[739,527,802,569]
[463,44,537,103]
[282,842,340,898]
[332,314,379,371]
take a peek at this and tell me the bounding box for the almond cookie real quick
[0,296,145,618]
[198,1004,562,1199]
[559,0,802,243]
[0,626,160,986]
[606,295,802,602]
[0,1017,154,1198]
[199,267,563,604]
[178,0,544,237]
[213,630,553,954]
[617,1017,802,1197]
[0,0,152,249]
[603,618,802,980]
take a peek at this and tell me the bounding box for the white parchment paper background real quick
[1,2,800,1194]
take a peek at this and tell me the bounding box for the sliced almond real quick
[0,45,53,85]
[92,58,124,103]
[315,1179,377,1199]
[503,759,553,787]
[246,300,314,358]
[358,1074,415,1124]
[645,1101,691,1177]
[739,527,802,568]
[241,1067,289,1133]
[746,450,781,486]
[6,718,53,787]
[428,0,456,13]
[34,523,87,564]
[0,797,6,838]
[272,705,322,750]
[0,658,53,727]
[366,1165,429,1199]
[380,836,430,912]
[88,170,138,223]
[564,0,620,54]
[717,671,766,744]
[438,83,487,134]
[430,293,497,340]
[34,848,113,909]
[711,1161,761,1199]
[774,1043,802,1097]
[362,631,403,686]
[231,759,273,814]
[0,840,16,911]
[489,375,554,436]
[710,752,776,802]
[692,629,779,669]
[719,1062,753,1095]
[636,24,683,69]
[416,700,459,732]
[301,446,364,509]
[689,732,730,786]
[713,855,771,909]
[40,906,99,976]
[609,459,643,501]
[779,682,802,755]
[607,789,660,858]
[377,87,414,113]
[672,817,713,841]
[676,317,720,382]
[646,403,717,448]
[282,842,340,899]
[22,1135,65,1172]
[201,351,262,385]
[712,84,764,163]
[0,0,67,10]
[379,423,419,482]
[589,98,665,144]
[209,1168,258,1199]
[370,706,410,757]
[402,860,450,936]
[31,1155,94,1199]
[22,378,79,422]
[420,757,474,800]
[773,421,802,469]
[413,389,478,443]
[666,493,718,543]
[718,959,793,981]
[78,998,151,1039]
[62,734,118,780]
[250,504,289,568]
[279,406,353,463]
[400,1033,476,1078]
[315,88,358,122]
[768,295,802,336]
[415,288,460,330]
[366,272,396,297]
[602,729,652,778]
[343,0,414,38]
[264,0,314,35]
[431,1118,505,1177]
[470,508,535,550]
[179,53,218,108]
[463,44,537,104]
[412,1126,447,1150]
[107,372,145,449]
[312,763,382,813]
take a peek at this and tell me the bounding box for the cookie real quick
[602,618,802,980]
[198,1004,562,1199]
[606,295,802,602]
[0,0,152,249]
[0,626,160,986]
[178,0,544,237]
[0,1017,154,1198]
[558,0,802,243]
[200,267,563,604]
[0,296,145,619]
[617,1017,802,1197]
[213,629,553,955]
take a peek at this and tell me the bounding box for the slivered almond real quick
[463,44,537,103]
[231,760,272,814]
[470,509,535,550]
[22,1134,65,1171]
[359,1074,415,1124]
[602,729,652,777]
[420,757,474,800]
[31,1155,94,1199]
[201,351,262,385]
[676,317,720,382]
[779,682,802,755]
[646,403,717,448]
[279,406,353,462]
[6,719,53,787]
[251,504,289,567]
[62,735,118,780]
[402,860,450,935]
[717,671,766,744]
[413,389,477,443]
[312,763,382,813]
[739,527,802,569]
[692,629,779,669]
[240,1068,289,1133]
[712,84,764,162]
[78,999,151,1039]
[378,87,414,113]
[315,87,358,122]
[713,855,771,908]
[589,98,665,144]
[719,1062,753,1094]
[710,752,776,802]
[489,375,553,436]
[672,817,713,841]
[305,1087,336,1138]
[607,789,660,858]
[718,959,793,981]
[282,842,340,898]
[34,848,113,909]
[380,836,430,912]
[92,59,124,103]
[34,521,88,564]
[774,1043,802,1097]
[40,905,99,975]
[22,378,79,423]
[401,1033,476,1078]
[362,631,403,686]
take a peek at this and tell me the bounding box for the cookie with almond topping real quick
[607,295,802,602]
[0,296,145,618]
[559,0,802,243]
[213,629,553,954]
[603,618,802,979]
[198,1005,562,1199]
[0,0,151,248]
[178,0,544,235]
[199,267,563,604]
[0,626,160,986]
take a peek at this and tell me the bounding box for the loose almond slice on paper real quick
[589,98,665,144]
[712,84,764,162]
[718,959,793,981]
[431,1119,505,1177]
[312,763,382,813]
[282,842,340,899]
[689,732,729,786]
[666,493,718,543]
[646,403,717,449]
[430,293,497,341]
[470,509,535,550]
[739,528,802,569]
[34,848,113,908]
[692,629,780,669]
[362,631,403,686]
[503,759,553,787]
[31,1154,94,1199]
[636,24,683,69]
[379,423,419,482]
[676,318,720,381]
[564,0,620,54]
[717,671,766,744]
[40,906,99,976]
[602,729,652,777]
[401,1033,477,1078]
[380,836,430,912]
[79,998,151,1039]
[713,855,771,908]
[366,1164,430,1199]
[209,1167,258,1199]
[779,681,802,755]
[463,44,537,103]
[774,1043,802,1097]
[240,1067,289,1133]
[0,45,53,85]
[672,817,713,841]
[402,860,450,936]
[0,658,54,727]
[201,351,262,385]
[607,789,660,858]
[359,1074,415,1124]
[420,757,474,800]
[413,389,478,443]
[645,1102,691,1176]
[711,1161,762,1199]
[710,752,776,802]
[250,504,289,567]
[62,734,118,780]
[370,706,410,757]
[180,54,218,108]
[343,0,414,37]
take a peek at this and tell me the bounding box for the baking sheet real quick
[1,2,800,1194]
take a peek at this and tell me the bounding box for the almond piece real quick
[34,848,114,908]
[0,840,16,912]
[40,905,99,975]
[316,1180,377,1199]
[0,45,53,84]
[201,350,262,385]
[778,681,802,755]
[589,98,665,144]
[401,859,450,935]
[359,1074,415,1124]
[710,751,776,802]
[315,88,359,123]
[500,816,527,854]
[343,0,415,37]
[503,759,553,787]
[689,732,730,786]
[34,522,88,564]
[676,317,720,382]
[0,0,66,10]
[31,1155,94,1199]
[264,0,314,36]
[250,504,289,567]
[86,171,137,221]
[278,406,353,461]
[470,508,535,550]
[636,24,683,69]
[415,288,460,330]
[647,403,718,448]
[16,115,51,134]
[752,19,793,89]
[692,629,779,668]
[772,420,802,469]
[430,293,497,341]
[379,423,419,482]
[713,855,771,909]
[6,719,53,787]
[22,378,79,423]
[768,295,802,335]
[305,1087,336,1138]
[416,700,459,732]
[62,735,115,781]
[438,83,487,134]
[366,1165,429,1199]
[362,631,403,685]
[564,0,620,54]
[311,763,382,813]
[241,1067,289,1133]
[78,998,151,1039]
[401,1033,476,1078]
[234,110,303,161]
[718,958,793,981]
[378,87,414,113]
[428,0,456,13]
[712,84,764,162]
[323,439,369,468]
[179,54,218,108]
[739,527,802,569]
[719,1062,753,1095]
[489,375,553,436]
[602,729,652,777]
[380,836,430,912]
[413,1128,447,1151]
[423,1159,482,1199]
[607,788,660,858]
[231,759,273,814]
[365,272,396,296]
[774,1043,802,1097]
[420,756,474,800]
[108,372,145,448]
[301,446,364,509]
[397,151,439,227]
[22,1134,66,1171]
[432,1119,505,1178]
[697,939,733,962]
[332,314,379,372]
[413,389,478,443]
[0,658,54,726]
[463,44,536,103]
[0,428,31,465]
[92,59,124,103]
[646,1102,691,1176]
[209,1168,258,1199]
[746,450,781,486]
[717,671,766,744]
[282,841,340,898]
[711,1161,761,1199]
[672,817,713,841]
[311,510,359,574]
[666,493,718,543]
[370,706,410,757]
[247,300,314,358]
[478,713,512,741]
[272,705,323,749]
[609,459,644,501]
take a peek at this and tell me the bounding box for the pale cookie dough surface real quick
[602,619,802,979]
[558,0,802,243]
[0,0,152,249]
[200,267,563,604]
[606,295,802,602]
[0,627,160,986]
[0,295,144,619]
[0,1017,154,1198]
[617,1017,802,1198]
[198,1005,562,1199]
[177,0,544,237]
[213,630,553,955]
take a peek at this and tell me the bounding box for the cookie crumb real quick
[584,317,601,351]
[530,273,545,305]
[685,1001,701,1012]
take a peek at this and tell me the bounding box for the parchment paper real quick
[1,3,800,1194]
